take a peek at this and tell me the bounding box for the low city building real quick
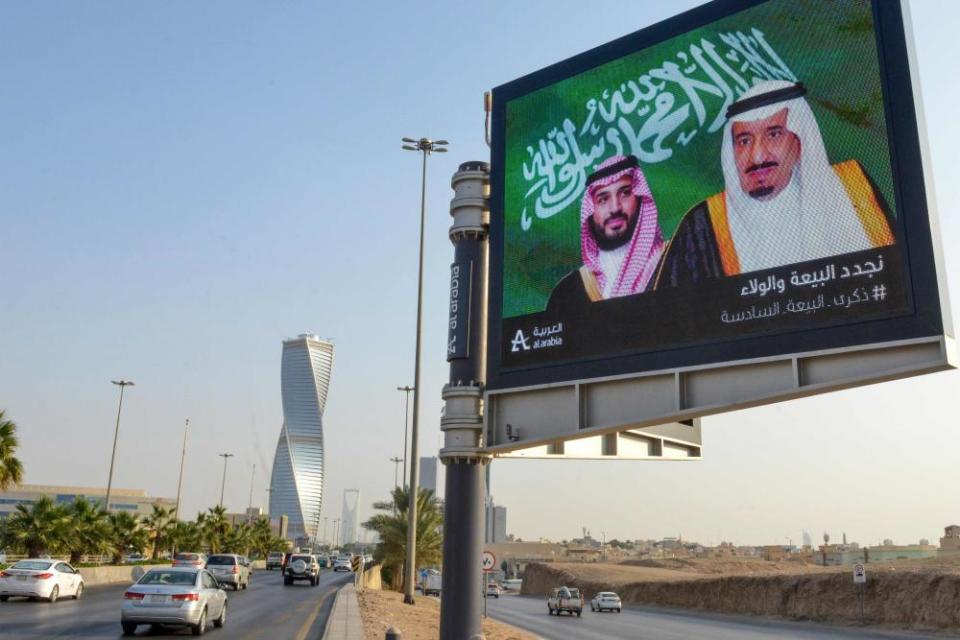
[0,484,176,520]
[939,525,960,557]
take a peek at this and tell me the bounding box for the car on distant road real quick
[266,552,284,571]
[423,570,442,597]
[173,552,208,569]
[590,591,622,613]
[332,558,352,572]
[485,583,501,598]
[121,566,227,636]
[205,554,250,591]
[124,553,148,564]
[284,554,320,586]
[0,559,84,603]
[547,586,583,617]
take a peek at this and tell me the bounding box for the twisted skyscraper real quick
[269,334,334,543]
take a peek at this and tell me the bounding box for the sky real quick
[1,0,958,548]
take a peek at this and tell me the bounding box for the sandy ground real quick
[357,588,538,640]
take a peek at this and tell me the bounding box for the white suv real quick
[284,554,320,586]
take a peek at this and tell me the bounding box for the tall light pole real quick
[333,518,341,548]
[397,385,414,487]
[218,453,234,508]
[105,380,135,513]
[247,463,256,523]
[401,135,447,604]
[174,418,190,521]
[390,457,403,490]
[323,516,329,546]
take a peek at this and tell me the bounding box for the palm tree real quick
[65,498,110,564]
[223,523,252,555]
[1,496,69,557]
[362,486,443,590]
[141,505,176,560]
[107,511,148,564]
[249,517,274,559]
[202,506,230,554]
[0,410,24,491]
[169,520,203,555]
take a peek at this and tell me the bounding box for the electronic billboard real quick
[484,0,953,452]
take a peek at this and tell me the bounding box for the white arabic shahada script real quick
[518,28,796,232]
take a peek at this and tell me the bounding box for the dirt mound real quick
[620,556,821,575]
[521,562,960,630]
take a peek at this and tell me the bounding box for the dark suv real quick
[284,554,320,586]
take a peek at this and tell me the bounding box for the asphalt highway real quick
[486,594,960,640]
[0,568,352,639]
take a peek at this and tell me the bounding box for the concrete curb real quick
[321,583,364,640]
[319,587,342,639]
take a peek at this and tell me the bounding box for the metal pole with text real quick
[439,161,491,639]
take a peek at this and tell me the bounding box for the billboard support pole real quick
[439,161,491,640]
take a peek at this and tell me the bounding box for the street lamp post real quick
[396,385,414,487]
[218,453,234,508]
[174,418,189,521]
[390,457,403,490]
[401,136,447,605]
[105,380,135,512]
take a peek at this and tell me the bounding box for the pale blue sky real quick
[1,1,958,546]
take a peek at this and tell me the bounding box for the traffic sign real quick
[853,563,866,584]
[481,550,496,573]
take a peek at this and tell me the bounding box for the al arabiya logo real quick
[510,329,531,352]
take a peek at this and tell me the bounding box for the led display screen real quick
[488,0,944,389]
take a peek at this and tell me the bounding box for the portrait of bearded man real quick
[546,154,665,312]
[657,79,895,287]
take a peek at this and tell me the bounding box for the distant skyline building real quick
[341,489,360,545]
[420,456,438,496]
[0,484,175,520]
[269,334,334,543]
[485,497,507,544]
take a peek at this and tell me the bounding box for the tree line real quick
[0,409,287,564]
[0,499,289,564]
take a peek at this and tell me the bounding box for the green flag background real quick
[501,0,895,319]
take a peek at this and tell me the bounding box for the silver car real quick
[205,554,250,590]
[121,567,227,636]
[590,591,622,613]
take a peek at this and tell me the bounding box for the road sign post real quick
[853,563,866,624]
[482,551,496,619]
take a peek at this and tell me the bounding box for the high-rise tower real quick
[269,334,334,543]
[340,489,360,546]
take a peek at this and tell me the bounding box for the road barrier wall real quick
[359,563,382,590]
[78,564,168,587]
[521,562,960,630]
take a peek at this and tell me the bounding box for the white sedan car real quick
[0,559,85,603]
[590,591,622,613]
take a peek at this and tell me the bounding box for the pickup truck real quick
[547,586,583,616]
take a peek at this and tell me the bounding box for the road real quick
[0,569,352,639]
[486,594,959,640]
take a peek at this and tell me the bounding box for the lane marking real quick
[294,588,337,640]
